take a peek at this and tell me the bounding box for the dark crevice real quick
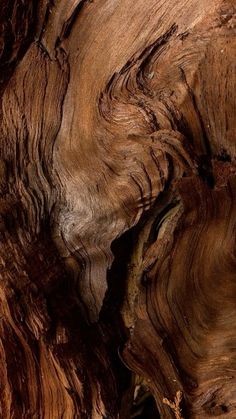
[101,228,134,317]
[216,149,231,162]
[99,226,143,416]
[60,0,88,40]
[220,404,228,413]
[198,155,215,188]
[131,391,160,418]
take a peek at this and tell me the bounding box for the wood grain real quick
[0,0,235,417]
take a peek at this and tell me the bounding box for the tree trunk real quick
[0,0,236,418]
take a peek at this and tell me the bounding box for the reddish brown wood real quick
[0,1,235,417]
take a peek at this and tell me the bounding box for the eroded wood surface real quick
[0,0,236,417]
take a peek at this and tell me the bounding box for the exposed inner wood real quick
[0,0,235,418]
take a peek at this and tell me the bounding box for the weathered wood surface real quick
[0,0,236,417]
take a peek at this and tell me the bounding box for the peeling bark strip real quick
[0,0,235,418]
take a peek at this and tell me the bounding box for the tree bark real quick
[0,0,236,418]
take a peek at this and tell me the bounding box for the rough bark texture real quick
[0,0,236,418]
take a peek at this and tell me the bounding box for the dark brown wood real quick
[0,0,236,417]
